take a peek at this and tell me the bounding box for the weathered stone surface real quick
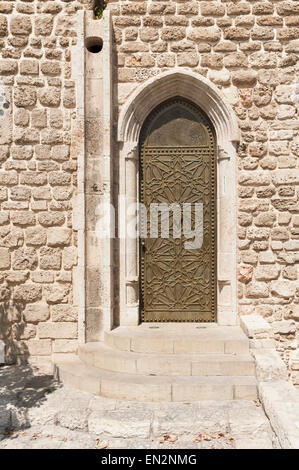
[255,266,280,281]
[0,248,10,269]
[40,247,62,270]
[38,322,77,339]
[38,88,61,107]
[13,247,37,270]
[44,284,69,304]
[23,303,50,323]
[88,409,152,438]
[14,284,42,302]
[14,86,36,107]
[246,282,269,298]
[232,70,257,87]
[238,265,253,282]
[0,340,4,363]
[10,15,32,36]
[271,281,296,298]
[259,381,299,449]
[253,350,288,382]
[272,320,296,335]
[51,305,77,322]
[0,60,18,76]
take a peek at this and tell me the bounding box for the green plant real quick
[94,0,108,19]
[45,386,57,394]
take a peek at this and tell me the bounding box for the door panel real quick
[140,99,217,322]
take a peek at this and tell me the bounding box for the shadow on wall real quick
[0,302,60,436]
[0,301,29,365]
[0,364,60,436]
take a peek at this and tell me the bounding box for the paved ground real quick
[0,365,280,449]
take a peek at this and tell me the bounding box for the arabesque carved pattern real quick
[140,99,217,322]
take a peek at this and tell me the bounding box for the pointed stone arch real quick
[117,69,240,327]
[118,69,240,147]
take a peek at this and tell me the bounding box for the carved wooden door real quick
[140,98,217,322]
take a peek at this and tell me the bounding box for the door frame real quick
[117,69,240,327]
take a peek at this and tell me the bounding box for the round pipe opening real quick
[85,37,103,54]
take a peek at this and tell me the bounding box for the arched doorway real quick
[139,98,217,322]
[116,70,239,329]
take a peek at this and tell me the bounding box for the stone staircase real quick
[54,324,258,402]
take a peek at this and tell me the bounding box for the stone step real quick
[54,355,258,402]
[104,324,250,355]
[78,342,255,377]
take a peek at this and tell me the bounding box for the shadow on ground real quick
[0,365,60,438]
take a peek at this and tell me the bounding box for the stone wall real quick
[0,0,93,370]
[109,0,299,384]
[0,0,298,384]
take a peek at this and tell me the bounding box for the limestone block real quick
[249,339,276,350]
[0,60,18,76]
[0,247,10,269]
[38,212,65,227]
[34,15,53,36]
[38,322,77,339]
[38,87,61,107]
[238,265,253,282]
[49,166,71,183]
[12,247,37,270]
[200,2,225,17]
[12,323,36,340]
[259,381,299,449]
[228,406,271,439]
[177,52,199,67]
[272,320,296,335]
[259,251,275,264]
[0,340,4,363]
[57,409,89,431]
[161,27,186,41]
[224,27,250,41]
[271,281,296,298]
[25,227,47,246]
[240,314,273,340]
[32,109,47,128]
[23,303,50,323]
[14,86,36,107]
[290,351,299,372]
[27,339,52,356]
[48,228,72,247]
[252,349,288,382]
[53,340,78,353]
[31,271,54,283]
[88,409,152,438]
[19,172,47,186]
[208,69,230,86]
[0,405,10,430]
[51,305,77,322]
[41,61,61,76]
[0,15,8,36]
[0,226,24,248]
[10,15,32,36]
[277,105,296,120]
[44,284,69,304]
[188,27,221,43]
[13,284,42,303]
[255,266,280,281]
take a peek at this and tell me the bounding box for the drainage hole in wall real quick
[85,37,103,53]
